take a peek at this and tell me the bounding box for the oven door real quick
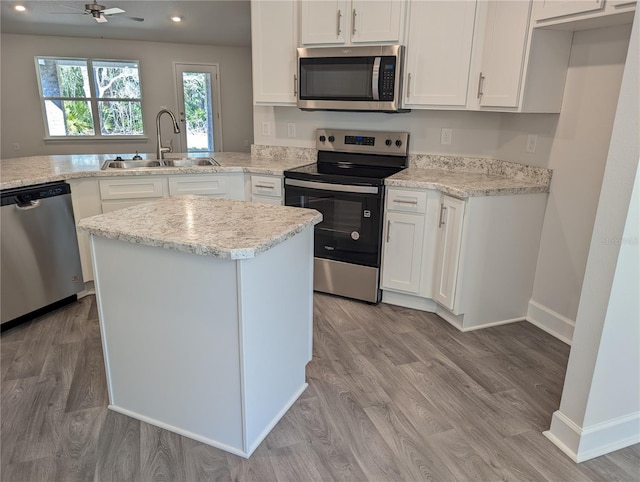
[284,179,383,267]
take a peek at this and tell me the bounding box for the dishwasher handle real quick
[16,199,42,210]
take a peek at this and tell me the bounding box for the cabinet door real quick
[251,0,298,104]
[168,175,227,197]
[477,0,531,108]
[301,0,347,44]
[433,196,465,311]
[533,0,605,21]
[381,211,425,293]
[350,0,404,43]
[404,0,475,107]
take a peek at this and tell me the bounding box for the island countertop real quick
[78,195,322,259]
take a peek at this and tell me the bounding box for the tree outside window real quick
[36,57,144,137]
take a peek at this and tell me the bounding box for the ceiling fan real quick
[54,1,144,23]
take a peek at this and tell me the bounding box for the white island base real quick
[90,228,313,458]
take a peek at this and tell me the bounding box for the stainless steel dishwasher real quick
[1,181,84,325]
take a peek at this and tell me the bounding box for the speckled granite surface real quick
[78,195,322,259]
[409,154,552,186]
[0,148,551,198]
[386,168,549,198]
[0,152,308,190]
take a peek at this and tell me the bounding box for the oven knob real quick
[328,135,335,142]
[395,140,403,147]
[319,135,326,142]
[385,139,392,146]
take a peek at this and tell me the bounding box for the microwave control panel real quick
[379,57,397,101]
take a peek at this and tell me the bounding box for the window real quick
[35,57,144,138]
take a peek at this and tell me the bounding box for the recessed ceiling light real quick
[170,16,182,23]
[14,5,27,12]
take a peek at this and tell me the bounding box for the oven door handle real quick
[285,178,379,194]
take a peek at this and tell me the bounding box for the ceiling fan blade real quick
[94,14,108,23]
[59,3,86,12]
[102,7,124,15]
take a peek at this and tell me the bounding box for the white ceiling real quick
[0,0,252,47]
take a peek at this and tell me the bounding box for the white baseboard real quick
[545,410,640,462]
[382,290,437,312]
[109,404,250,458]
[527,299,575,345]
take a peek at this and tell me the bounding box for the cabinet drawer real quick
[99,178,165,200]
[386,189,427,214]
[251,194,282,206]
[168,176,227,196]
[251,175,283,198]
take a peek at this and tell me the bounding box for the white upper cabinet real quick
[534,0,605,21]
[251,0,298,105]
[467,0,573,113]
[300,0,405,45]
[403,0,476,108]
[532,0,635,28]
[474,0,532,108]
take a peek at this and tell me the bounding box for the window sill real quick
[44,136,149,143]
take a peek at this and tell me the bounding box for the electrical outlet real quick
[526,134,538,153]
[12,143,20,151]
[287,123,296,138]
[440,128,452,145]
[261,121,271,137]
[243,139,249,147]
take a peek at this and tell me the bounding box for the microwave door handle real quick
[372,57,381,101]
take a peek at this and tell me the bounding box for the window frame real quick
[34,56,147,141]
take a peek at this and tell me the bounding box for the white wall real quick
[546,11,639,461]
[253,104,557,165]
[0,34,254,158]
[527,24,632,339]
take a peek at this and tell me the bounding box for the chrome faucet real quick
[156,109,180,160]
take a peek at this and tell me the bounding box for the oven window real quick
[332,199,361,234]
[299,57,374,101]
[285,185,383,267]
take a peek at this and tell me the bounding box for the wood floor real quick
[1,294,638,481]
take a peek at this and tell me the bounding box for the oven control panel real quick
[317,129,409,156]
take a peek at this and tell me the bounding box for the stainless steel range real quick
[284,129,409,303]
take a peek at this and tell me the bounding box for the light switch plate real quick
[261,121,271,137]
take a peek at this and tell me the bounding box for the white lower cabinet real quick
[432,195,466,311]
[382,211,425,293]
[250,175,283,205]
[68,178,102,284]
[382,188,549,331]
[99,177,167,213]
[381,188,439,302]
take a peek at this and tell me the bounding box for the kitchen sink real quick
[101,157,219,170]
[162,158,220,167]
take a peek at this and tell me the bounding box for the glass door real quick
[174,63,222,152]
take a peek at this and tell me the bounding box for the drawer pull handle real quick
[386,220,391,243]
[394,199,418,205]
[337,9,342,36]
[254,184,275,189]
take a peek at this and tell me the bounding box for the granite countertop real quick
[386,168,550,198]
[0,149,551,198]
[78,195,322,259]
[0,152,311,190]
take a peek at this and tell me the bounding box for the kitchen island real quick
[78,195,322,458]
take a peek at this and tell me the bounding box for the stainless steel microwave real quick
[297,44,408,113]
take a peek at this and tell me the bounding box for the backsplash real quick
[251,145,316,162]
[252,145,552,187]
[410,154,552,186]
